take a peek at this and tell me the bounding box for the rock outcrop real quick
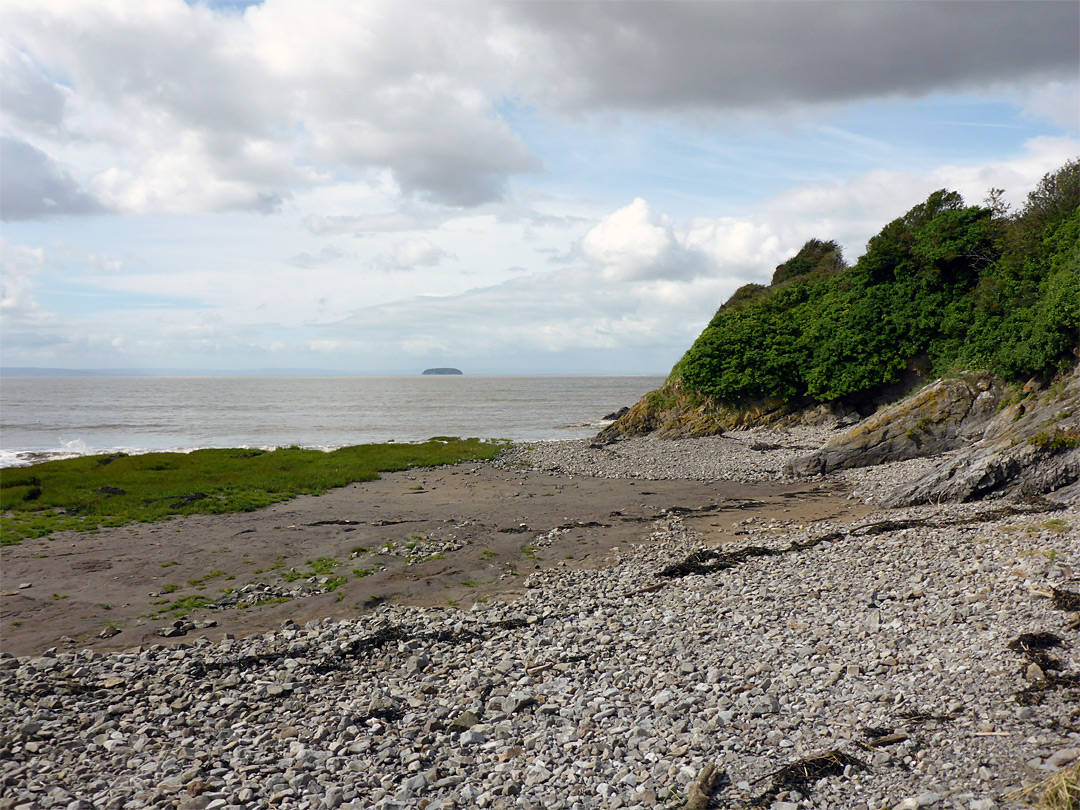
[596,378,832,442]
[788,366,1080,505]
[787,373,1006,477]
[885,368,1080,506]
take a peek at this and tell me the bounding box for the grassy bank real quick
[0,438,507,545]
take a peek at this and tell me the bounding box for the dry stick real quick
[684,763,721,810]
[867,733,909,747]
[623,582,667,597]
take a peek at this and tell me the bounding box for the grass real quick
[187,570,228,588]
[281,556,348,584]
[160,595,211,617]
[1007,761,1079,810]
[0,438,507,545]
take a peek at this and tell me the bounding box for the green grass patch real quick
[307,557,340,575]
[0,439,508,545]
[187,570,228,588]
[162,595,211,616]
[281,556,347,584]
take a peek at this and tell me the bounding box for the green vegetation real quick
[187,570,227,589]
[1029,430,1080,453]
[161,595,211,616]
[0,438,507,545]
[671,162,1078,409]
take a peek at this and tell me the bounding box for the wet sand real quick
[0,462,874,657]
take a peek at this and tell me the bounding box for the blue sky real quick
[2,1,1077,374]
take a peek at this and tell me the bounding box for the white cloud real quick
[305,211,444,236]
[0,239,44,318]
[379,238,449,271]
[582,198,709,282]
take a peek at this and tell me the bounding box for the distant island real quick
[422,368,463,375]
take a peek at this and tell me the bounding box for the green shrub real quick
[674,161,1078,408]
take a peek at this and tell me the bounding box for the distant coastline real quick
[422,367,463,375]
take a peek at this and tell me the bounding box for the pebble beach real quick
[2,430,1078,810]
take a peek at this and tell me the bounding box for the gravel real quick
[496,428,840,484]
[2,436,1078,810]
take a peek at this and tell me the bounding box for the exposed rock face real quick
[596,379,729,441]
[787,373,1006,477]
[596,378,825,442]
[788,366,1080,505]
[885,369,1080,506]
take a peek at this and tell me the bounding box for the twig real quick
[624,582,666,597]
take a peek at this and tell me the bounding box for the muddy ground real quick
[0,462,875,657]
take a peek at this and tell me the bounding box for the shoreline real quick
[2,431,1078,809]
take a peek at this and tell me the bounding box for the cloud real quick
[0,239,44,318]
[0,137,104,220]
[289,245,345,268]
[3,1,1073,219]
[505,1,1079,113]
[582,198,709,282]
[377,238,449,271]
[304,211,445,236]
[0,41,66,135]
[330,266,713,361]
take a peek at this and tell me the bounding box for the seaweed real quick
[750,750,867,807]
[1009,632,1080,706]
[1051,587,1080,612]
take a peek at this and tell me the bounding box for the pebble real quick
[1,436,1077,809]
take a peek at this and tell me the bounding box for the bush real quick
[674,161,1079,407]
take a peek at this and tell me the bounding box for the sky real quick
[1,0,1078,375]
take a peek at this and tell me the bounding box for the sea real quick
[0,375,665,468]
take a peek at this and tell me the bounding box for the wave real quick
[0,441,355,469]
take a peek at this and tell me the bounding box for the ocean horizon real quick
[0,374,665,468]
